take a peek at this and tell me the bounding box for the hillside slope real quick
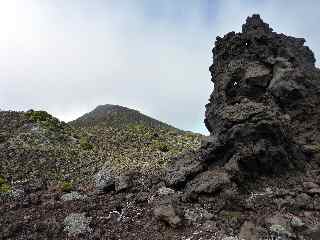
[0,109,201,186]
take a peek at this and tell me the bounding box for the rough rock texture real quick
[153,201,182,228]
[159,14,320,239]
[165,15,320,195]
[203,14,320,177]
[94,166,116,193]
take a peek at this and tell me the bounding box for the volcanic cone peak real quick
[166,15,320,191]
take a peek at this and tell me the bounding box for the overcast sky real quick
[1,0,319,134]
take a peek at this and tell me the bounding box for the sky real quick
[1,0,320,134]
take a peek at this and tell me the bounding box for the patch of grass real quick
[61,181,74,192]
[79,137,93,150]
[221,211,242,222]
[0,183,11,193]
[157,142,170,152]
[312,144,320,152]
[25,110,66,132]
[304,144,320,153]
[0,176,6,185]
[26,110,52,122]
[0,176,11,193]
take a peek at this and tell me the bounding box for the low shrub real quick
[0,183,11,193]
[61,181,74,192]
[158,142,170,152]
[79,137,93,150]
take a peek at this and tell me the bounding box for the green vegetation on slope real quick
[0,110,201,187]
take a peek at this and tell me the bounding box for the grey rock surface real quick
[204,14,320,176]
[164,14,320,202]
[239,221,258,240]
[115,175,132,192]
[64,213,92,237]
[61,191,87,202]
[94,166,115,192]
[153,202,182,228]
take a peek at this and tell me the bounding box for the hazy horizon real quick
[1,0,320,134]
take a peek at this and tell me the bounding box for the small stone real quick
[239,221,258,240]
[202,211,214,220]
[157,187,175,196]
[306,224,320,239]
[135,191,149,203]
[303,182,319,189]
[269,224,292,239]
[265,214,287,227]
[184,208,213,223]
[308,188,320,194]
[153,203,182,228]
[295,193,311,207]
[64,213,92,237]
[222,237,239,240]
[94,166,115,192]
[290,216,304,229]
[303,211,313,217]
[61,191,87,202]
[185,169,231,196]
[115,175,132,192]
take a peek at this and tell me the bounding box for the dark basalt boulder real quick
[165,14,320,194]
[204,14,320,177]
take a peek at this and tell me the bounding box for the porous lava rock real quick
[165,15,320,194]
[205,14,320,176]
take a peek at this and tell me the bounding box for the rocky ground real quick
[2,161,320,239]
[1,14,320,240]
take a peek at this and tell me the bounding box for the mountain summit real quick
[70,104,177,130]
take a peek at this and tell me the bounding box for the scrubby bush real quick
[152,140,170,152]
[61,181,74,192]
[79,137,93,150]
[158,142,170,152]
[25,110,64,132]
[26,110,52,122]
[221,211,241,222]
[0,183,11,193]
[0,176,11,193]
[0,176,6,185]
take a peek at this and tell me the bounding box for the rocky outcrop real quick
[165,15,320,195]
[204,14,320,176]
[159,15,320,239]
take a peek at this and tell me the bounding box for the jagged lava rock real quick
[203,14,320,176]
[164,14,320,205]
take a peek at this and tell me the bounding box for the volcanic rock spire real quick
[166,15,320,190]
[201,14,320,176]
